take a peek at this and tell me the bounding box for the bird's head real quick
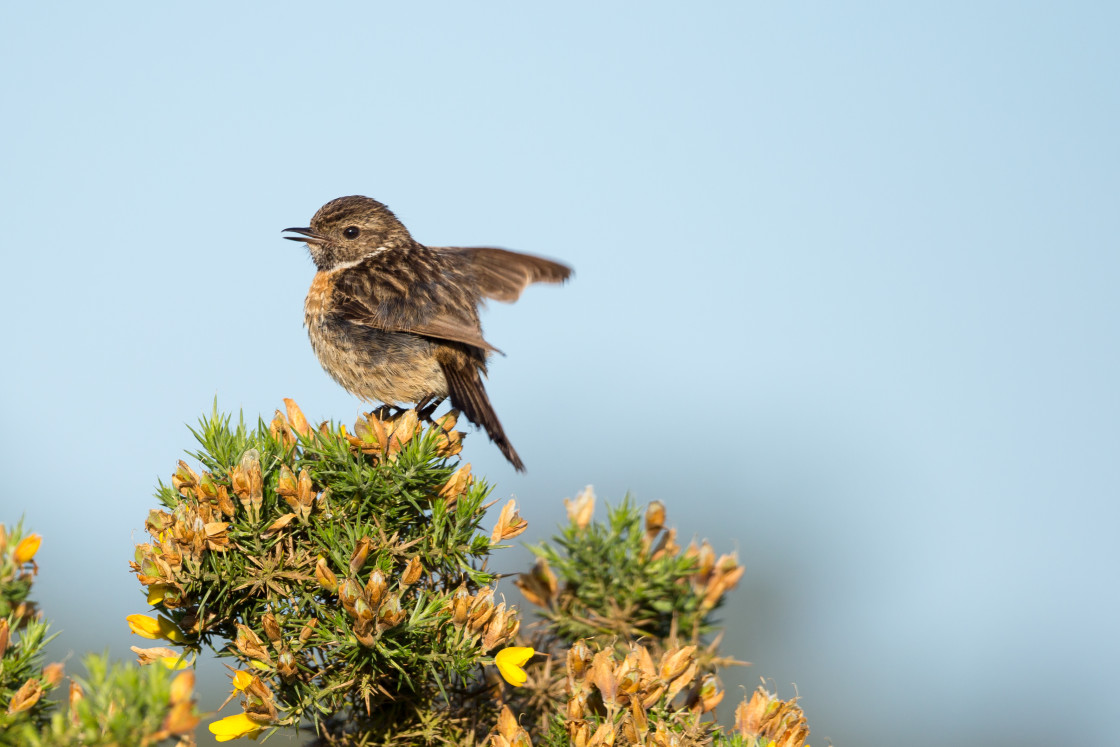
[284,195,413,270]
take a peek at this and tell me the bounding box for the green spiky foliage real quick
[132,403,521,744]
[0,522,195,747]
[10,654,195,747]
[502,493,752,746]
[525,498,720,642]
[0,523,38,621]
[0,617,56,740]
[0,522,57,739]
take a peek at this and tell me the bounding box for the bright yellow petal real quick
[497,646,535,667]
[160,654,195,670]
[127,614,162,639]
[209,712,262,741]
[232,670,254,691]
[157,616,186,643]
[147,584,169,606]
[495,646,536,687]
[128,613,185,643]
[497,660,527,686]
[14,534,42,564]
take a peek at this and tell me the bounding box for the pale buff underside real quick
[308,324,448,405]
[305,271,448,405]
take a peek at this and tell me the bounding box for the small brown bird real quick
[284,195,571,471]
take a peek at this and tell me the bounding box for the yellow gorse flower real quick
[160,653,195,670]
[495,646,536,687]
[13,534,41,564]
[147,583,171,606]
[126,613,186,643]
[209,712,263,742]
[232,670,254,691]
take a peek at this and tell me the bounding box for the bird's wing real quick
[332,252,502,354]
[437,247,572,303]
[404,315,502,354]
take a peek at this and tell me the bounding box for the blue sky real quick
[2,3,1117,745]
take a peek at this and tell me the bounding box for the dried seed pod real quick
[644,500,666,536]
[277,650,297,682]
[276,465,298,498]
[665,661,698,702]
[338,579,363,612]
[481,603,520,650]
[400,557,422,587]
[270,410,296,450]
[42,662,65,687]
[439,463,472,504]
[298,618,318,646]
[567,639,593,681]
[450,586,472,626]
[490,500,528,543]
[564,486,595,530]
[282,398,311,437]
[618,666,641,695]
[169,670,194,705]
[696,673,724,713]
[234,625,272,666]
[495,705,519,739]
[68,680,84,723]
[349,537,372,575]
[7,678,43,714]
[515,558,558,608]
[172,461,200,497]
[376,594,405,633]
[352,596,374,625]
[469,588,494,622]
[365,569,387,607]
[296,469,315,515]
[659,645,696,682]
[314,557,338,593]
[590,649,618,706]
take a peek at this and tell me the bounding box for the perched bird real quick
[284,195,571,471]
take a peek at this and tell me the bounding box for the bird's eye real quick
[343,226,360,239]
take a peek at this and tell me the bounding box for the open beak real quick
[283,227,327,245]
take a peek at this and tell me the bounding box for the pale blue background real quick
[2,3,1117,745]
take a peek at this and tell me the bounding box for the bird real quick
[283,195,571,471]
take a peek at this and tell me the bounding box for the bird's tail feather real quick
[440,361,526,472]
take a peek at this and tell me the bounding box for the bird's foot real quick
[415,396,446,422]
[371,404,397,421]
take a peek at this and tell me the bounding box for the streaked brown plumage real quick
[284,195,571,471]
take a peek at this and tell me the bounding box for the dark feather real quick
[404,315,502,354]
[333,247,498,352]
[440,358,525,472]
[442,247,572,303]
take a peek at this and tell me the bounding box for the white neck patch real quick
[333,247,389,272]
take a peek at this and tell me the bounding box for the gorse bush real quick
[3,399,815,746]
[131,401,521,743]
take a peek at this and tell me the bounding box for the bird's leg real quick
[415,396,446,423]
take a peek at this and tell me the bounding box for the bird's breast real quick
[304,271,335,327]
[303,270,448,404]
